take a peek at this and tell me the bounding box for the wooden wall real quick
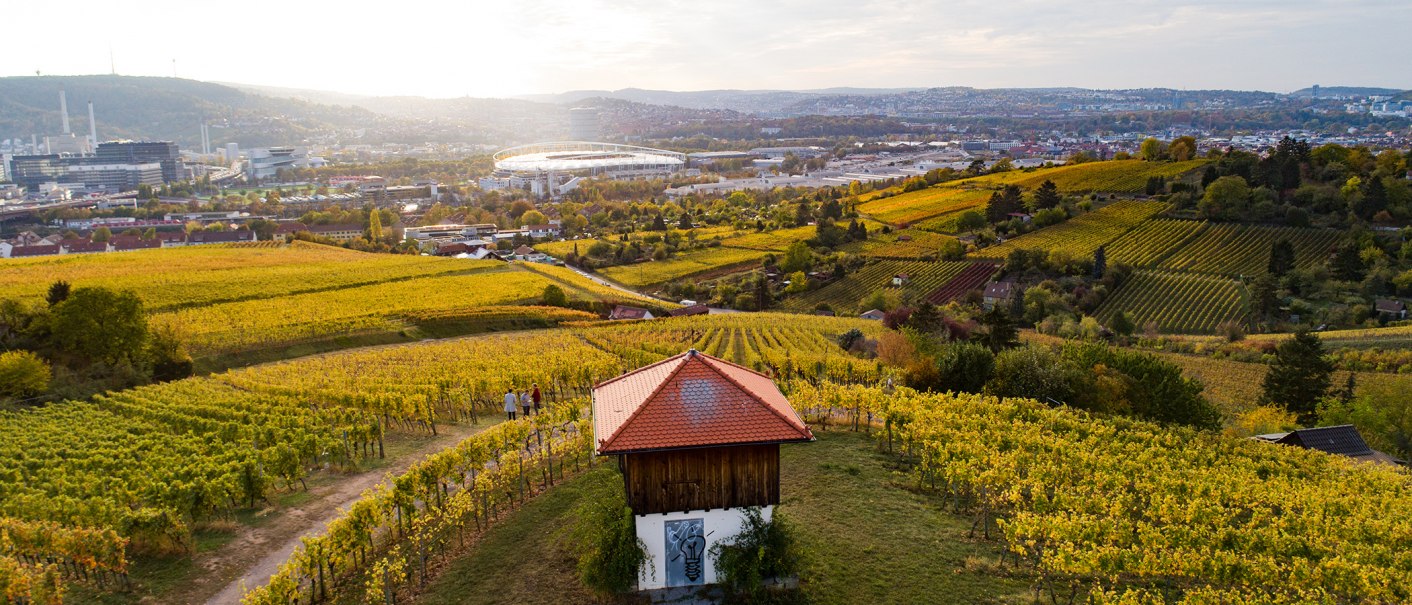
[621,444,779,515]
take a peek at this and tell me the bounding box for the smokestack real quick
[88,101,97,147]
[59,91,71,134]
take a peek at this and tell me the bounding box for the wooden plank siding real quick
[620,444,780,515]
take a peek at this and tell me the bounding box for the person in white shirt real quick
[504,389,518,421]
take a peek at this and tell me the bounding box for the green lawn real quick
[415,431,1032,604]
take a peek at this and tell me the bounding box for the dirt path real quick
[189,422,491,605]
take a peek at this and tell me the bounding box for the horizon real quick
[6,1,1411,98]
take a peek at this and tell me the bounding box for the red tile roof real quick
[593,350,813,454]
[667,304,709,317]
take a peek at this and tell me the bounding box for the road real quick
[559,264,739,314]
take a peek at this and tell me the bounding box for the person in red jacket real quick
[531,383,543,415]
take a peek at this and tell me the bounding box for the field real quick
[782,260,972,312]
[596,245,766,287]
[1149,350,1412,418]
[945,159,1210,193]
[974,200,1168,259]
[925,261,998,304]
[859,229,958,259]
[0,243,664,365]
[794,381,1412,604]
[1095,269,1247,334]
[857,187,992,226]
[1103,218,1207,267]
[717,225,818,251]
[1157,223,1342,276]
[0,242,481,311]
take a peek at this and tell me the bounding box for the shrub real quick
[0,350,51,399]
[710,508,799,601]
[571,473,648,596]
[541,284,568,307]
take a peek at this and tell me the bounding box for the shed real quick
[609,305,654,320]
[592,350,813,590]
[859,309,886,320]
[1254,425,1404,466]
[1375,299,1406,319]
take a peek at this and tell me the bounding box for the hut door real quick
[664,518,706,587]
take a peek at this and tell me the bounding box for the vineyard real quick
[945,159,1210,193]
[0,242,487,311]
[152,266,582,357]
[1157,223,1342,277]
[716,225,818,251]
[860,230,958,260]
[596,246,766,287]
[1095,269,1248,334]
[924,262,998,304]
[857,188,992,226]
[786,382,1412,604]
[782,260,972,312]
[1103,218,1208,267]
[974,200,1168,259]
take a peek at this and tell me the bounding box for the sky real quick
[6,0,1410,98]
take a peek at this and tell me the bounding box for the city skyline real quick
[5,0,1411,99]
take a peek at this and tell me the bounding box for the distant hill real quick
[0,75,448,148]
[1289,86,1406,98]
[516,87,920,114]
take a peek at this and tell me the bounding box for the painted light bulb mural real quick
[665,519,707,586]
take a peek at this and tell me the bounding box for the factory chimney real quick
[59,91,71,134]
[88,101,98,148]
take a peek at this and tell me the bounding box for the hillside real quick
[0,75,447,147]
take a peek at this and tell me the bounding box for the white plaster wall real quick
[636,506,773,590]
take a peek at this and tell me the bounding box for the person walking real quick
[531,383,543,415]
[520,390,533,417]
[504,388,518,421]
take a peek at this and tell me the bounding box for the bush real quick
[933,342,995,394]
[0,350,51,399]
[541,284,568,307]
[836,328,865,351]
[710,508,799,601]
[571,472,648,596]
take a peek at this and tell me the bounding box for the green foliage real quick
[986,346,1081,405]
[709,508,799,601]
[974,307,1019,353]
[45,281,71,307]
[0,350,50,399]
[1319,381,1412,461]
[837,328,865,351]
[933,342,995,394]
[1261,330,1334,424]
[571,469,648,596]
[1199,175,1250,220]
[50,287,149,365]
[1064,343,1221,429]
[541,284,568,307]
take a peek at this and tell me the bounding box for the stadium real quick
[492,141,686,176]
[483,142,686,197]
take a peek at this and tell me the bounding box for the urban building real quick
[248,147,324,179]
[568,107,601,141]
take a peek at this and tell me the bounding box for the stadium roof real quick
[493,141,685,174]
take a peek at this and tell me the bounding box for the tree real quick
[1251,274,1280,321]
[973,307,1019,353]
[985,185,1023,223]
[1198,175,1250,220]
[91,227,112,243]
[1319,381,1412,461]
[908,302,942,334]
[934,343,995,394]
[520,209,549,227]
[1139,137,1168,161]
[46,281,71,307]
[541,285,568,307]
[754,275,771,311]
[1109,310,1135,337]
[0,351,50,399]
[1168,136,1198,162]
[368,209,384,241]
[780,241,812,273]
[986,346,1080,404]
[1267,239,1296,276]
[678,213,692,229]
[955,210,986,234]
[1261,330,1334,424]
[1330,243,1366,282]
[50,287,149,365]
[784,271,809,294]
[793,201,812,227]
[1092,245,1107,279]
[1032,180,1061,210]
[649,214,667,231]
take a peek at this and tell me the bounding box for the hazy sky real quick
[7,0,1410,98]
